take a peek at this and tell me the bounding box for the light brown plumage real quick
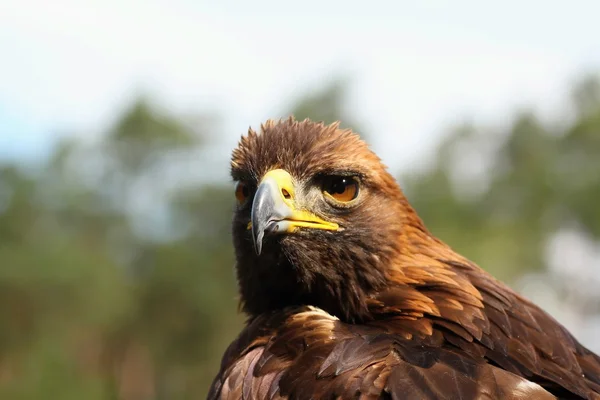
[208,118,600,400]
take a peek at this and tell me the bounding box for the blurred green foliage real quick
[405,74,600,283]
[0,74,599,398]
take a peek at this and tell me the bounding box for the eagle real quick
[207,118,600,400]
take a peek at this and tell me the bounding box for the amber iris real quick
[322,176,359,202]
[235,181,251,204]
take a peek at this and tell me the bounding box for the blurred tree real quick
[404,74,600,350]
[0,95,240,399]
[405,75,600,281]
[0,72,599,399]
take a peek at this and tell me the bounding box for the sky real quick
[1,0,600,172]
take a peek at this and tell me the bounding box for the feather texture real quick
[209,118,600,399]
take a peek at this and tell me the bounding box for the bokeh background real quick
[1,1,600,398]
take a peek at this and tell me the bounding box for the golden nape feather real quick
[208,118,600,400]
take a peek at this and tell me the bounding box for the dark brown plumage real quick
[208,118,600,400]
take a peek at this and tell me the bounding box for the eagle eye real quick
[322,175,359,203]
[235,181,251,205]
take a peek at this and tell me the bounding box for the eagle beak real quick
[250,169,339,255]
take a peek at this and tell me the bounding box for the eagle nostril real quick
[282,189,292,200]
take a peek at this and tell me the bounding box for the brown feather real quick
[209,118,600,400]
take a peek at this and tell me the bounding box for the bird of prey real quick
[207,118,600,400]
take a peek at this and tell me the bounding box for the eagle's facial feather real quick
[230,118,422,322]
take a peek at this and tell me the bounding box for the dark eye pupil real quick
[330,178,348,194]
[322,175,359,202]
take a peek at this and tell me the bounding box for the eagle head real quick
[230,118,419,322]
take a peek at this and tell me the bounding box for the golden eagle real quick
[208,118,600,400]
